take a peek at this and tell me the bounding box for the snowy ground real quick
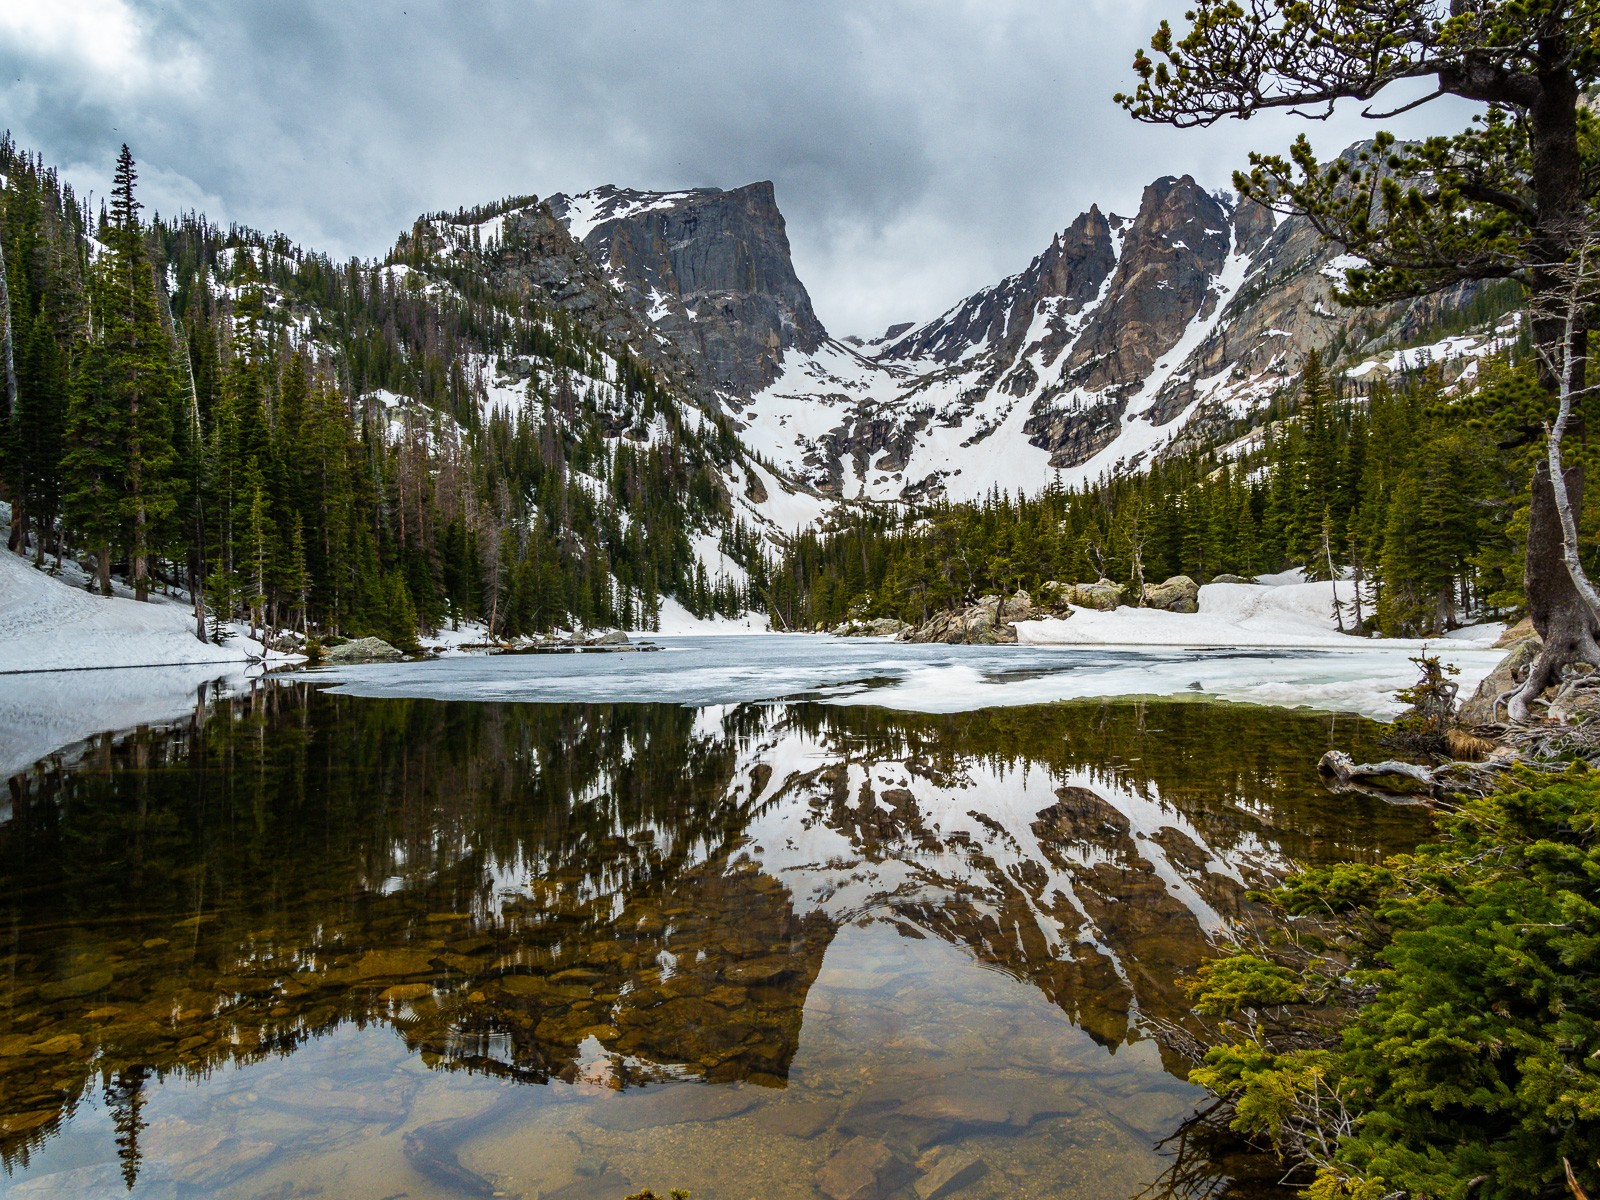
[1,544,1520,784]
[413,599,771,655]
[639,597,772,636]
[0,549,257,674]
[1018,575,1506,652]
[316,631,1505,723]
[319,577,1512,721]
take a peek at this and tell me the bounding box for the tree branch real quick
[1362,86,1448,120]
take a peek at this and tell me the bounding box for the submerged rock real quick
[815,1136,912,1200]
[914,1150,989,1200]
[758,1098,838,1139]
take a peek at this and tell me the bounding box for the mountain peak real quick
[549,179,826,397]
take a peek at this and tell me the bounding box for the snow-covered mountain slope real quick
[401,194,833,556]
[541,170,1511,509]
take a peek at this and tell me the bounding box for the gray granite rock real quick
[1460,636,1541,725]
[325,637,403,664]
[1143,575,1200,613]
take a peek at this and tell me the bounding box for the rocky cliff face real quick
[881,204,1121,372]
[408,195,707,400]
[547,183,827,397]
[409,151,1510,517]
[722,173,1264,499]
[715,164,1505,504]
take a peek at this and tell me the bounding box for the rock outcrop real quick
[894,576,1216,643]
[548,183,827,397]
[1460,635,1542,725]
[830,617,910,638]
[883,205,1121,373]
[1042,580,1125,612]
[898,589,1085,644]
[424,196,705,400]
[898,593,1033,645]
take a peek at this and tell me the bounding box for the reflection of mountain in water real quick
[0,685,1422,1175]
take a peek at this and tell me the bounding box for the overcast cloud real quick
[1,1,1475,337]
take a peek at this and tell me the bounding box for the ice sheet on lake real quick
[312,634,1505,721]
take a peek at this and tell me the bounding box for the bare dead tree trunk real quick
[1510,239,1600,721]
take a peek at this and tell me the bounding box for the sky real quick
[0,0,1477,339]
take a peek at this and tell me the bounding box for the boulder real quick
[1493,616,1536,648]
[998,589,1035,620]
[1142,575,1199,613]
[915,1151,989,1200]
[1211,573,1253,585]
[831,618,911,638]
[324,637,403,664]
[1062,580,1125,612]
[589,631,630,646]
[1034,582,1077,615]
[815,1137,912,1200]
[743,468,769,504]
[1460,635,1542,725]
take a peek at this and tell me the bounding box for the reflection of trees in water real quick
[0,685,1425,1179]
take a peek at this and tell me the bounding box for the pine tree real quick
[101,147,180,602]
[63,325,124,594]
[14,303,65,562]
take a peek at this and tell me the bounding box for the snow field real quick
[0,549,251,675]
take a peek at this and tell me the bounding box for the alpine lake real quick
[0,642,1430,1200]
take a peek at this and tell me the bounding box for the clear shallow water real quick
[315,633,1501,719]
[0,682,1425,1200]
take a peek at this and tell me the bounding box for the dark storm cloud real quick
[1,1,1473,336]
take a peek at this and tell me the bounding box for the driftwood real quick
[1317,750,1518,801]
[1317,751,1438,798]
[1567,1158,1592,1200]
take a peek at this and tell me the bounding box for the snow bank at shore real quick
[0,550,254,674]
[636,597,772,636]
[1018,575,1505,651]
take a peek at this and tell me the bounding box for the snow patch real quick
[0,550,251,676]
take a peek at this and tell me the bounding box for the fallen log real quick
[1318,750,1521,801]
[1317,751,1437,798]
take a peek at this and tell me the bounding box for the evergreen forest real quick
[0,139,769,648]
[769,348,1580,639]
[0,137,1573,650]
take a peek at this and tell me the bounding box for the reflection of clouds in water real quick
[316,634,1505,720]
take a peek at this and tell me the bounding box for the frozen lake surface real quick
[0,634,1506,784]
[316,633,1504,722]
